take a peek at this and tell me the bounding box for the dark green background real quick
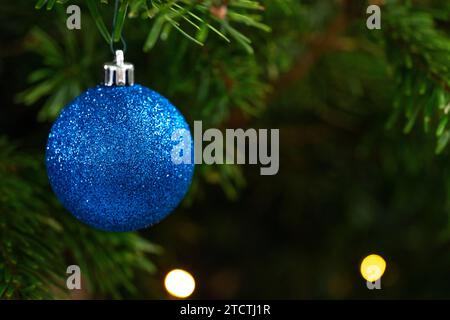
[1,0,450,299]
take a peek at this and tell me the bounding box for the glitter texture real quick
[46,84,194,232]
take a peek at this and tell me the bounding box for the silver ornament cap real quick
[104,50,134,86]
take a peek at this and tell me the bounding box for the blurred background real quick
[1,0,450,299]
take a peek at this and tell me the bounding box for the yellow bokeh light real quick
[164,269,195,298]
[360,254,386,282]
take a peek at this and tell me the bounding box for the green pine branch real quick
[0,138,160,299]
[34,0,270,54]
[384,3,450,153]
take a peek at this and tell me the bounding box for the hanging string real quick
[110,0,127,54]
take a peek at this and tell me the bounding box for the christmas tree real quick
[1,0,450,299]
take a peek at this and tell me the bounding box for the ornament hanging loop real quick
[104,0,132,86]
[109,0,127,54]
[110,37,127,55]
[104,50,134,86]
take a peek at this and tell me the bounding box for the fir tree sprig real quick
[34,0,270,54]
[384,3,450,153]
[0,138,160,299]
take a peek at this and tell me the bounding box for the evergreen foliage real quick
[1,0,450,299]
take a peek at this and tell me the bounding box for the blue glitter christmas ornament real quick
[46,51,194,231]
